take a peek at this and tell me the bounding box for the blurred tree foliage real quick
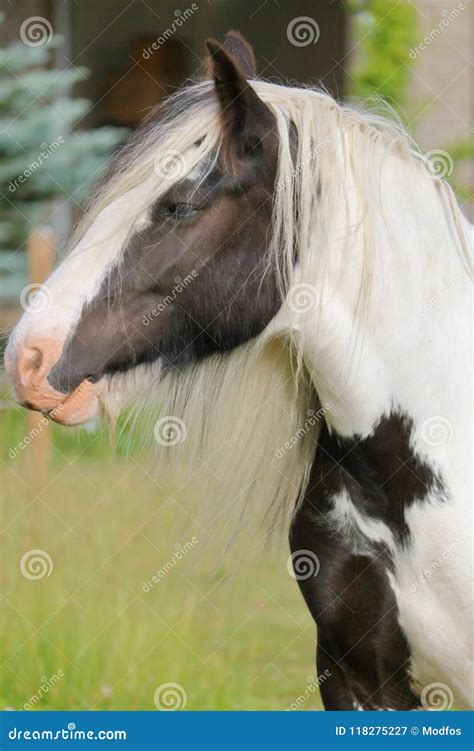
[0,15,126,253]
[348,0,472,203]
[347,0,418,108]
[443,136,474,203]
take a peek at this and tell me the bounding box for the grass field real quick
[0,403,323,711]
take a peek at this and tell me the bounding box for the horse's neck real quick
[301,156,471,487]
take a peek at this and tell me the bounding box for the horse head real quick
[5,32,284,426]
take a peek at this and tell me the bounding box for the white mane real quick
[82,79,471,550]
[77,78,471,288]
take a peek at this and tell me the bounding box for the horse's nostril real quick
[15,339,63,390]
[28,348,43,371]
[17,346,44,384]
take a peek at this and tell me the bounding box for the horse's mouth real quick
[17,377,102,427]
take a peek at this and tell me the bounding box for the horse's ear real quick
[206,33,276,160]
[220,30,257,79]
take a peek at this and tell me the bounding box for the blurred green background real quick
[1,413,319,710]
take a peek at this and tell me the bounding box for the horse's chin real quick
[46,379,102,426]
[51,361,160,428]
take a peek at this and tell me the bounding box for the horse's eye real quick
[163,202,199,220]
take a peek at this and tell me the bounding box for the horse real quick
[5,31,472,711]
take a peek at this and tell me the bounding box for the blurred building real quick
[406,0,472,194]
[1,1,470,151]
[1,1,346,127]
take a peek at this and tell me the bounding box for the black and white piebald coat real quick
[6,33,472,710]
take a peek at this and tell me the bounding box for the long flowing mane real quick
[75,78,472,549]
[76,78,471,284]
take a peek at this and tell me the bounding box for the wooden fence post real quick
[26,228,55,488]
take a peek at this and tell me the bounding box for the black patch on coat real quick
[290,412,444,710]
